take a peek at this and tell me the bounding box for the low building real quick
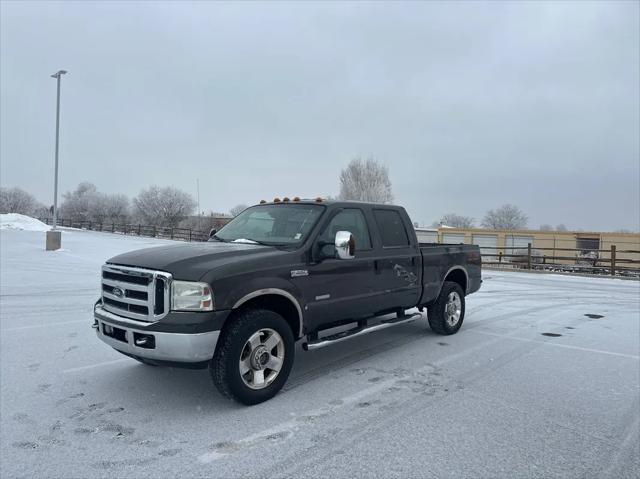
[415,227,640,271]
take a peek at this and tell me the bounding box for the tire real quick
[427,281,466,335]
[210,309,295,405]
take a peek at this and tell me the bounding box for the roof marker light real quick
[274,197,281,203]
[293,197,300,202]
[283,197,290,202]
[259,200,267,204]
[315,197,323,203]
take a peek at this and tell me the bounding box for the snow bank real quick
[0,213,50,232]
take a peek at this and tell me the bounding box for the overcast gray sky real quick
[1,0,638,231]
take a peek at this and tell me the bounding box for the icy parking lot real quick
[1,228,639,478]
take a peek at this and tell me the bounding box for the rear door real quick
[304,207,378,331]
[370,208,421,312]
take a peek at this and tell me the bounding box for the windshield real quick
[213,204,325,245]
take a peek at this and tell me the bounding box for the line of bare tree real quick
[335,158,570,232]
[5,156,627,233]
[335,159,545,231]
[1,183,234,231]
[431,205,572,231]
[0,187,50,218]
[0,182,563,233]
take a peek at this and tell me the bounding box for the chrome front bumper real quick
[94,305,219,363]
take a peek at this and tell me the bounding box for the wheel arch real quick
[231,289,304,339]
[441,266,469,295]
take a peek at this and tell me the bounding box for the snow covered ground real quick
[0,213,51,232]
[1,228,639,478]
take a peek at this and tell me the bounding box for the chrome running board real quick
[302,312,422,351]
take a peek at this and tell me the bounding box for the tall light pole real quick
[46,70,67,251]
[51,69,67,229]
[197,178,201,231]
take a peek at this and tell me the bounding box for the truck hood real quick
[107,241,282,281]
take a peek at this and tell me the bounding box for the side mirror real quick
[209,228,217,239]
[335,231,355,260]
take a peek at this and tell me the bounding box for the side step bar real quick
[302,312,422,351]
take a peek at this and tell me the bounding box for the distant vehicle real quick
[93,199,482,404]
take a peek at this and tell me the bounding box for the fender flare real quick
[438,266,469,296]
[232,288,304,338]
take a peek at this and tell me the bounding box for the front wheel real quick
[427,281,466,335]
[210,309,295,405]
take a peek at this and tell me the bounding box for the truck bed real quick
[418,242,482,306]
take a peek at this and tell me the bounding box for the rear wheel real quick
[210,309,295,405]
[427,281,465,335]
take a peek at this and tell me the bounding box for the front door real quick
[304,208,377,332]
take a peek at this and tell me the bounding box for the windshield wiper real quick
[210,234,227,243]
[231,238,274,246]
[231,238,261,244]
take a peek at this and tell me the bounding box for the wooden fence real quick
[41,218,640,278]
[480,244,640,277]
[40,218,211,243]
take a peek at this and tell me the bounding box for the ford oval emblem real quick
[112,287,125,298]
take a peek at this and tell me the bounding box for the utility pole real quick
[46,70,68,251]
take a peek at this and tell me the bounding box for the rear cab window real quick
[373,209,411,247]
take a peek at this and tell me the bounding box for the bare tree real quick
[92,193,130,223]
[0,187,38,215]
[59,182,131,224]
[555,224,568,232]
[433,213,475,228]
[339,157,393,204]
[133,185,196,228]
[32,203,51,219]
[229,204,248,217]
[481,204,528,230]
[59,182,98,221]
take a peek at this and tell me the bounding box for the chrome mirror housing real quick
[335,231,355,260]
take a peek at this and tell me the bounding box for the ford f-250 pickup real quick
[94,199,481,404]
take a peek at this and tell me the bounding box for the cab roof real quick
[255,198,400,209]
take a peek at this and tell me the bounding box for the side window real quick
[320,209,372,251]
[373,209,410,247]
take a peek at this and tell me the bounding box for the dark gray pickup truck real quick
[94,199,481,404]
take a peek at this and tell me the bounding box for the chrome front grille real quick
[101,265,172,322]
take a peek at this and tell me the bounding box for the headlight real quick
[171,281,214,311]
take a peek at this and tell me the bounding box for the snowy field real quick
[1,228,639,478]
